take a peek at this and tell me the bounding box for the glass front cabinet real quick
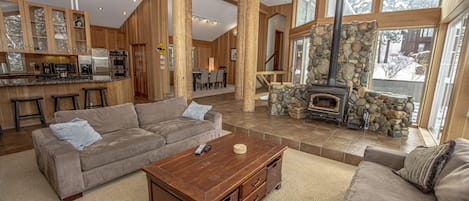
[0,0,29,52]
[0,0,91,55]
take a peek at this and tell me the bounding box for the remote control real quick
[203,145,212,152]
[194,144,206,155]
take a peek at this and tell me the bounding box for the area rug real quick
[0,148,356,201]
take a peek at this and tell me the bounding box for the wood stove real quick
[307,85,349,126]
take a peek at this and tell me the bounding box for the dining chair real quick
[196,70,209,90]
[216,69,225,88]
[209,70,218,89]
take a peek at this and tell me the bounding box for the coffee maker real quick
[78,55,92,75]
[42,63,53,74]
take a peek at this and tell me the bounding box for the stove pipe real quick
[328,0,344,86]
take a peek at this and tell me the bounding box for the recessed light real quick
[98,7,103,10]
[123,11,127,15]
[132,0,137,2]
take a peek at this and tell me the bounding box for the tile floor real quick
[1,92,428,166]
[195,93,427,165]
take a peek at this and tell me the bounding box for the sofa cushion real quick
[345,161,436,201]
[135,96,187,127]
[395,140,455,193]
[182,101,212,120]
[142,117,215,144]
[434,164,469,201]
[55,103,139,135]
[434,138,469,201]
[79,128,165,171]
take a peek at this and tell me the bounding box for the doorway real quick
[274,30,283,71]
[132,44,148,98]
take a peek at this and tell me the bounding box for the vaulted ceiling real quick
[28,0,292,41]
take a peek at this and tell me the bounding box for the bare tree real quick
[381,54,414,79]
[379,31,402,63]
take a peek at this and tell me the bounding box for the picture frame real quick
[230,48,236,61]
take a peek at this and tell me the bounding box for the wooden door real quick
[273,30,283,71]
[24,2,52,53]
[132,44,147,97]
[0,0,29,52]
[116,32,126,50]
[49,6,72,54]
[70,10,91,55]
[106,29,117,50]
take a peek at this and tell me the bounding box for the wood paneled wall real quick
[120,0,169,100]
[90,25,127,50]
[212,28,237,84]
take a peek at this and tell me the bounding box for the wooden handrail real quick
[264,53,276,64]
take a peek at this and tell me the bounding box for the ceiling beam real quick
[224,0,271,15]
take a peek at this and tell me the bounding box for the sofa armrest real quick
[363,146,407,170]
[32,128,85,199]
[204,111,222,136]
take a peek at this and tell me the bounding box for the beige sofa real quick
[32,97,222,201]
[345,138,469,201]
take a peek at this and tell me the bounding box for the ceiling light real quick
[132,0,137,2]
[123,11,127,15]
[98,7,103,10]
[191,15,220,25]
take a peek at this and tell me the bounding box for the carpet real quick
[0,148,356,201]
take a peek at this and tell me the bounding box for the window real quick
[371,27,436,123]
[428,11,468,139]
[382,0,439,12]
[291,37,310,85]
[296,0,316,27]
[326,0,372,17]
[168,45,195,71]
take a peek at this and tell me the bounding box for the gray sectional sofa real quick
[32,97,222,200]
[345,138,469,201]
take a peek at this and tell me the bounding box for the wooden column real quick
[242,0,260,112]
[235,0,246,100]
[186,1,193,100]
[173,0,189,100]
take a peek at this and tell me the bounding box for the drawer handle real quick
[252,194,260,201]
[251,177,262,187]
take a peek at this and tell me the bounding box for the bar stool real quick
[52,94,80,112]
[83,87,108,109]
[11,96,46,131]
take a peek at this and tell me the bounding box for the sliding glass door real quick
[428,11,469,139]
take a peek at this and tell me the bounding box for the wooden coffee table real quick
[143,134,287,201]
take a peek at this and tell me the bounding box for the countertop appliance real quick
[78,55,92,75]
[42,63,53,74]
[54,63,75,74]
[109,50,128,78]
[92,48,110,76]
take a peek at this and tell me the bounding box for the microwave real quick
[54,63,75,73]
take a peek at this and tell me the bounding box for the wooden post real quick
[173,0,188,100]
[242,0,259,112]
[186,1,193,100]
[235,0,246,100]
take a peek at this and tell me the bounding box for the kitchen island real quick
[0,76,133,129]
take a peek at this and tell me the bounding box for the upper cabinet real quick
[70,11,91,55]
[90,25,127,51]
[0,0,92,55]
[49,6,72,54]
[24,2,50,53]
[0,0,29,52]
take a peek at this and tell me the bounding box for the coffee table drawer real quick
[240,168,267,199]
[242,182,266,201]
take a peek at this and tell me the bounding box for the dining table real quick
[192,71,227,91]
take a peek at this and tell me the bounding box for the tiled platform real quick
[195,93,427,166]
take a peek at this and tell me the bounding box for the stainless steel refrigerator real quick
[91,48,110,76]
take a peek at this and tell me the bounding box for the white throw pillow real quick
[49,118,102,150]
[182,101,212,120]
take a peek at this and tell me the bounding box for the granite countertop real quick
[0,76,130,87]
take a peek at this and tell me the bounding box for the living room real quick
[0,0,468,201]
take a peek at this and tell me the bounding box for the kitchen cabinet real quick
[69,10,91,55]
[91,25,127,50]
[0,0,91,55]
[24,1,51,53]
[48,6,72,54]
[0,0,29,52]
